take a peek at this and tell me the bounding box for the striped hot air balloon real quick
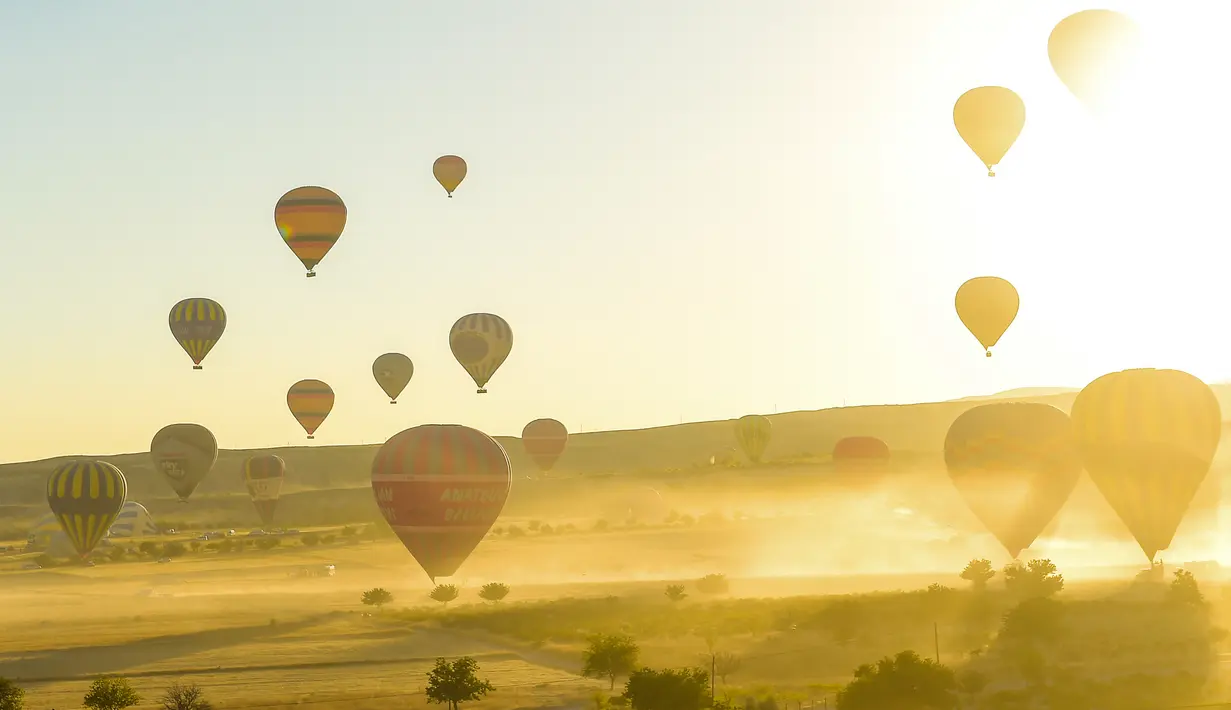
[433,155,468,197]
[1071,368,1221,562]
[449,313,513,394]
[46,460,128,559]
[734,415,771,463]
[150,423,218,503]
[274,186,347,278]
[522,418,568,474]
[371,424,511,582]
[287,379,334,439]
[242,455,286,527]
[168,298,226,369]
[944,402,1082,559]
[832,436,891,474]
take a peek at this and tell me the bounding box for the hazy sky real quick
[0,0,1226,463]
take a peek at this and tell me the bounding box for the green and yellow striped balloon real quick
[168,298,227,370]
[734,415,772,463]
[46,460,128,559]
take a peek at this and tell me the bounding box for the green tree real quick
[162,541,187,558]
[999,597,1066,647]
[699,570,723,593]
[301,532,321,546]
[835,651,958,710]
[431,584,460,608]
[583,633,641,690]
[424,657,494,710]
[665,584,687,602]
[960,558,995,589]
[1002,559,1063,599]
[83,675,141,710]
[623,667,710,710]
[189,541,202,553]
[0,678,25,710]
[159,682,212,710]
[256,537,281,550]
[478,582,510,602]
[138,541,159,557]
[362,587,393,611]
[1168,569,1205,606]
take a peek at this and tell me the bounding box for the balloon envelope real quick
[274,186,347,277]
[150,423,219,502]
[735,415,772,463]
[46,460,128,558]
[1071,368,1221,562]
[371,424,511,581]
[372,353,414,403]
[287,380,334,439]
[955,277,1019,356]
[168,298,226,369]
[243,455,286,527]
[833,436,891,473]
[433,155,468,196]
[1048,10,1142,113]
[449,313,513,393]
[953,87,1025,176]
[944,402,1082,559]
[522,419,569,473]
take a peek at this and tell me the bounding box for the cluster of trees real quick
[0,676,211,710]
[360,582,514,612]
[666,574,733,601]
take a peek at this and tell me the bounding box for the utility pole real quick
[710,652,716,704]
[934,621,940,663]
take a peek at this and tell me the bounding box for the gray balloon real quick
[150,423,219,502]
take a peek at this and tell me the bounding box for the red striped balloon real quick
[522,418,568,473]
[371,424,511,581]
[287,379,334,439]
[832,436,891,473]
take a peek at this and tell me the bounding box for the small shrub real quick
[506,525,526,538]
[479,582,510,602]
[697,574,730,595]
[431,584,460,607]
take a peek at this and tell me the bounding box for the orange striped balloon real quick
[287,379,334,439]
[274,186,347,278]
[522,418,569,473]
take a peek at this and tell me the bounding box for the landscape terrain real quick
[4,387,1231,709]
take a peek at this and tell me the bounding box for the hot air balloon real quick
[371,424,511,582]
[833,436,891,474]
[1071,369,1221,562]
[372,353,414,404]
[46,460,128,559]
[735,415,772,463]
[449,313,513,394]
[1048,10,1141,114]
[150,423,218,503]
[168,298,226,370]
[433,155,468,197]
[287,379,334,439]
[274,186,347,278]
[955,277,1019,357]
[522,418,568,474]
[944,402,1082,559]
[953,87,1025,176]
[243,455,286,527]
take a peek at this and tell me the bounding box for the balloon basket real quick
[987,171,996,177]
[985,351,992,358]
[390,400,398,404]
[178,499,188,504]
[306,272,317,278]
[447,194,454,199]
[477,388,487,394]
[193,365,203,370]
[307,435,315,440]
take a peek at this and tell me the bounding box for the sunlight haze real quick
[0,0,1224,462]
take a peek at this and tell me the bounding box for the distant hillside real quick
[2,385,1229,532]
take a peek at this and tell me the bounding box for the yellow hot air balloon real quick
[734,415,772,464]
[46,460,128,559]
[449,313,512,394]
[955,277,1019,357]
[1049,10,1141,114]
[953,87,1026,176]
[1071,368,1221,563]
[433,156,467,198]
